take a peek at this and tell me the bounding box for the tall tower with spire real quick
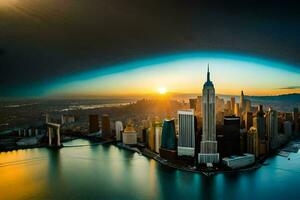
[198,64,219,165]
[240,90,245,114]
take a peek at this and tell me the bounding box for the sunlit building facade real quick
[155,122,162,153]
[122,122,137,145]
[234,103,240,117]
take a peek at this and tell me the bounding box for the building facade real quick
[89,114,99,133]
[240,91,245,113]
[115,121,124,141]
[101,114,111,138]
[266,108,278,150]
[160,118,177,159]
[122,122,137,145]
[155,122,162,153]
[177,110,196,157]
[198,66,219,164]
[161,119,176,150]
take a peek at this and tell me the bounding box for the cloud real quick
[279,86,300,89]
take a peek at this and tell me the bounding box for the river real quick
[0,139,299,200]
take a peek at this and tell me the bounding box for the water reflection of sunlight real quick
[148,159,159,198]
[0,149,48,199]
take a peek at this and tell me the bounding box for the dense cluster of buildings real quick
[109,66,300,169]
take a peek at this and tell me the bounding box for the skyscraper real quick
[266,108,278,150]
[160,118,177,159]
[198,65,219,164]
[154,122,162,153]
[220,116,241,157]
[230,97,235,115]
[243,111,253,131]
[247,127,260,157]
[234,103,240,117]
[254,105,265,141]
[148,125,155,151]
[101,114,111,138]
[240,91,245,113]
[160,119,176,150]
[89,114,99,133]
[253,105,266,155]
[115,121,124,141]
[178,110,196,157]
[245,99,251,113]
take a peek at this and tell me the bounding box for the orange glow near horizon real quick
[45,53,300,98]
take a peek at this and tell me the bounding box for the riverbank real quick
[115,142,265,176]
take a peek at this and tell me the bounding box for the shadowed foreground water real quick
[0,139,299,200]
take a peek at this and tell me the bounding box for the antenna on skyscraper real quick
[207,63,210,81]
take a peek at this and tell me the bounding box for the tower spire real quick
[207,63,210,81]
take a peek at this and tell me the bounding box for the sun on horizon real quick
[158,87,168,95]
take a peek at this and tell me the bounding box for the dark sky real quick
[0,0,300,96]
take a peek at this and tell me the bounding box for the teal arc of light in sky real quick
[25,52,300,97]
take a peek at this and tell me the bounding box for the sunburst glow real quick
[158,87,167,94]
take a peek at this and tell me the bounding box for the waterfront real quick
[0,139,299,200]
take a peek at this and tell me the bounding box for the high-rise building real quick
[253,105,266,155]
[101,114,111,138]
[89,114,99,133]
[247,127,260,157]
[244,112,253,131]
[218,116,241,157]
[122,122,137,145]
[160,119,176,150]
[159,118,177,159]
[148,125,155,151]
[265,108,278,150]
[115,121,124,141]
[245,99,251,113]
[225,100,231,115]
[154,122,162,153]
[240,91,245,113]
[198,65,219,164]
[254,105,265,141]
[177,110,196,157]
[234,103,240,117]
[230,97,235,115]
[216,96,225,113]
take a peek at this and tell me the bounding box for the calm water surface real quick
[0,139,299,200]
